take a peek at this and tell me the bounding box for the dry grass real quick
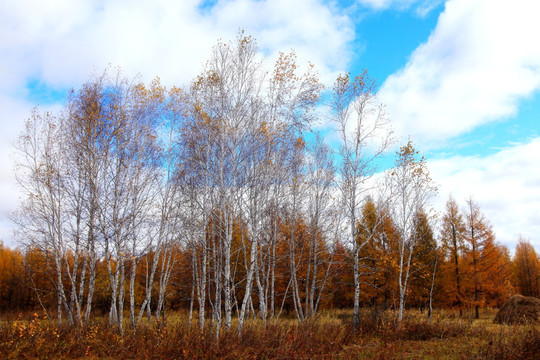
[1,309,538,359]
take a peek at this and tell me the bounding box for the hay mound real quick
[494,295,540,324]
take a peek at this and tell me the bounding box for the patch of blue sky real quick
[430,92,540,160]
[26,79,69,106]
[513,91,540,140]
[198,0,218,14]
[350,6,443,87]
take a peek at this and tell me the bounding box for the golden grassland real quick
[1,308,538,359]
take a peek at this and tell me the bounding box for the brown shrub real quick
[493,295,540,325]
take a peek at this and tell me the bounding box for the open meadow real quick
[1,308,538,359]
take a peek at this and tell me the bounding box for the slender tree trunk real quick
[155,244,176,320]
[57,269,63,326]
[198,243,207,330]
[189,281,195,328]
[398,237,416,326]
[451,224,463,316]
[352,221,360,328]
[129,256,137,327]
[309,231,318,317]
[270,212,277,319]
[84,252,96,323]
[223,212,233,329]
[471,234,480,319]
[428,253,438,318]
[237,232,259,332]
[137,247,160,325]
[76,253,87,323]
[255,256,267,321]
[107,251,118,325]
[118,259,125,336]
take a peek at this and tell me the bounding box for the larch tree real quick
[355,198,389,308]
[512,237,540,297]
[407,209,438,313]
[0,242,27,313]
[463,198,489,318]
[439,196,466,314]
[477,239,513,307]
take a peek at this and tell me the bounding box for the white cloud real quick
[429,138,540,253]
[379,0,540,148]
[0,0,353,91]
[0,96,31,247]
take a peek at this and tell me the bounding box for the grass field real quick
[1,309,538,359]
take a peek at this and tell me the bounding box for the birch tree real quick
[386,141,435,325]
[184,33,322,333]
[303,136,335,318]
[14,110,70,325]
[331,71,392,328]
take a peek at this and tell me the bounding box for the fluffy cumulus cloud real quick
[429,138,540,252]
[379,0,540,148]
[0,0,355,246]
[0,0,353,92]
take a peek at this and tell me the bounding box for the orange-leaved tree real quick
[512,237,540,297]
[439,196,466,312]
[463,198,513,318]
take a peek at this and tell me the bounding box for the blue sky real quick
[1,0,539,252]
